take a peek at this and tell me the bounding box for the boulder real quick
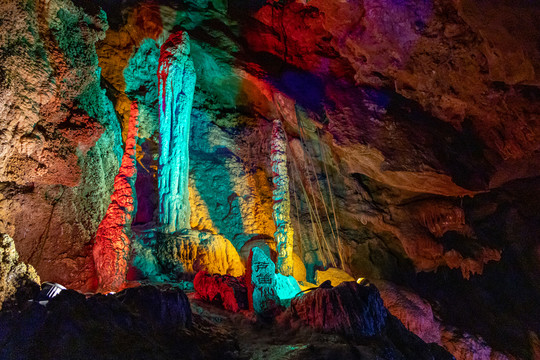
[274,273,301,306]
[246,247,280,315]
[116,285,192,329]
[193,271,248,312]
[0,285,194,359]
[284,281,387,338]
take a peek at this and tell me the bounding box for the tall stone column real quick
[157,32,196,233]
[271,118,294,276]
[93,101,139,292]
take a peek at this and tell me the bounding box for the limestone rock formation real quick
[193,271,248,312]
[1,0,539,358]
[0,0,122,290]
[246,247,280,315]
[271,118,294,276]
[285,281,387,338]
[375,280,442,344]
[376,280,514,360]
[158,31,196,233]
[315,267,355,287]
[93,101,139,292]
[157,229,244,278]
[0,234,40,310]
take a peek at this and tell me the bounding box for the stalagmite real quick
[93,102,140,292]
[271,118,294,276]
[157,32,196,233]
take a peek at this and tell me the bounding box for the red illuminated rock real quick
[283,281,387,338]
[93,102,139,292]
[193,271,248,312]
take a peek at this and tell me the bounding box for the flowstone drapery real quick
[271,118,294,276]
[93,102,140,292]
[157,32,196,233]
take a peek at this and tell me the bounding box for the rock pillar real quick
[247,247,280,314]
[271,119,294,276]
[93,101,139,292]
[157,32,196,233]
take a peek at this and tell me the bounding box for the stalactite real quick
[93,101,139,292]
[271,118,294,276]
[157,31,196,233]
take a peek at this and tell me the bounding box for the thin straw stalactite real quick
[288,141,335,268]
[295,111,342,268]
[317,127,344,269]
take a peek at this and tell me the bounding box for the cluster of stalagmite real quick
[157,32,196,234]
[271,119,294,276]
[93,102,140,292]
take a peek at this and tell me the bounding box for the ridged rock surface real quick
[0,0,539,358]
[157,229,245,277]
[193,271,248,312]
[93,101,139,292]
[0,0,122,290]
[0,234,40,310]
[285,281,387,338]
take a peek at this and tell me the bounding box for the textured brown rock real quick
[376,280,442,344]
[1,0,539,358]
[376,280,516,360]
[0,234,40,310]
[0,0,121,290]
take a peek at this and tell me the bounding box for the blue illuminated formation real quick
[157,32,196,233]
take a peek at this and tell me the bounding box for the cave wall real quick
[1,0,539,358]
[0,0,122,290]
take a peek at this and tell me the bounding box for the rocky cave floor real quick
[0,281,453,360]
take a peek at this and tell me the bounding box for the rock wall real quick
[1,0,539,358]
[0,0,122,290]
[0,233,40,310]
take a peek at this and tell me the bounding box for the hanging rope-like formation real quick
[316,127,344,268]
[293,107,344,269]
[288,152,333,268]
